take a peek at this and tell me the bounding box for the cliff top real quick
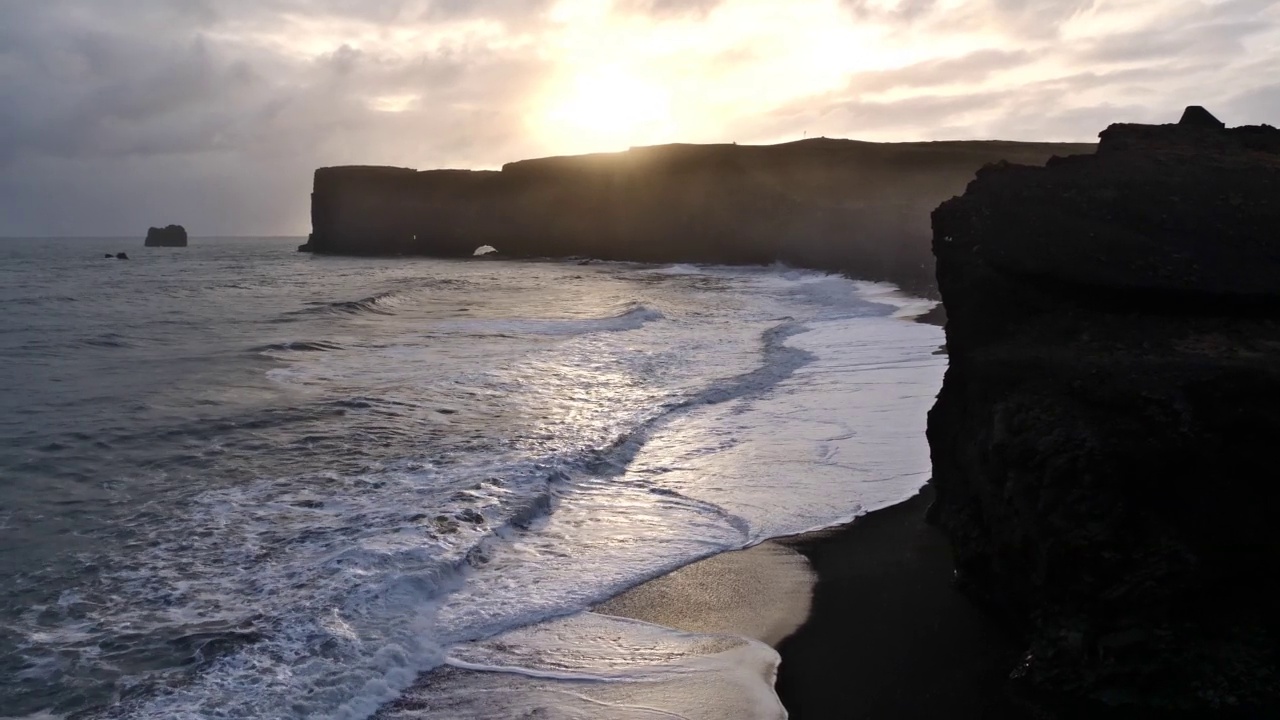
[931,105,1280,345]
[937,107,1280,305]
[1098,106,1280,157]
[314,137,1097,182]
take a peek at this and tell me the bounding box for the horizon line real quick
[0,235,308,240]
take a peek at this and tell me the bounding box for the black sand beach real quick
[774,486,1024,719]
[599,485,1028,719]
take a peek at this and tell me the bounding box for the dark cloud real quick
[0,1,550,234]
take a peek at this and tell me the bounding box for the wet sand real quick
[775,485,1024,718]
[599,485,1028,719]
[595,540,816,648]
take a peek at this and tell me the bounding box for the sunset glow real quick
[3,0,1278,235]
[539,65,673,152]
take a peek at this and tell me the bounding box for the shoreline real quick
[597,485,1027,719]
[595,540,816,648]
[774,485,1024,718]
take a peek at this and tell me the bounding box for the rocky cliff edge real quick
[928,108,1280,715]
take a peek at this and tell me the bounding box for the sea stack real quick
[145,225,188,247]
[928,109,1280,714]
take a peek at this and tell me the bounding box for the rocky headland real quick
[145,225,188,247]
[302,139,1092,297]
[928,108,1280,715]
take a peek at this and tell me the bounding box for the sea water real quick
[0,238,944,719]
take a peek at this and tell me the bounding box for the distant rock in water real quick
[145,225,188,247]
[115,252,129,260]
[929,108,1280,715]
[104,253,114,259]
[302,139,1097,297]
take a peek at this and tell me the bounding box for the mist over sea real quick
[0,237,944,719]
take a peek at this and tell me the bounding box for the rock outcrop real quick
[302,139,1093,297]
[928,109,1280,715]
[145,225,188,247]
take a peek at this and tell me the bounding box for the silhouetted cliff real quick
[145,225,187,247]
[928,108,1280,715]
[303,139,1093,297]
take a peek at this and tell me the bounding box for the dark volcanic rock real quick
[928,110,1280,715]
[115,252,129,260]
[1180,105,1225,130]
[145,225,188,247]
[304,140,1093,297]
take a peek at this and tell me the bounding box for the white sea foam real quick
[650,263,706,275]
[382,613,787,720]
[6,256,943,720]
[850,279,941,319]
[435,302,666,336]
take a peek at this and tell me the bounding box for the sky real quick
[1,0,1277,236]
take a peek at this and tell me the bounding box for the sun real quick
[538,65,674,153]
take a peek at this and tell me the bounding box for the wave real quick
[1,260,942,720]
[79,333,133,349]
[2,295,79,307]
[650,263,706,276]
[849,280,939,319]
[69,315,809,718]
[287,290,409,319]
[443,302,666,337]
[253,340,345,353]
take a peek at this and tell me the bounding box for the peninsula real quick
[302,138,1093,297]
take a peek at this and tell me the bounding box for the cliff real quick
[928,108,1280,715]
[303,139,1093,297]
[145,225,188,247]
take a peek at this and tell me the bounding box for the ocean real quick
[0,237,945,719]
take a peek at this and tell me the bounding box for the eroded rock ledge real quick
[303,139,1092,297]
[928,108,1280,715]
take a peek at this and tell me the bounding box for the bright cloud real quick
[0,0,1277,235]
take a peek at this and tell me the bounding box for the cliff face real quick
[145,225,188,247]
[304,139,1093,297]
[928,110,1280,713]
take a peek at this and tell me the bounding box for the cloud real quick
[0,0,1277,235]
[0,1,552,234]
[848,49,1037,94]
[615,0,725,18]
[842,0,1098,37]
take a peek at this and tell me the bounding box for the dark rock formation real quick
[115,252,129,260]
[104,253,114,258]
[145,225,188,247]
[1180,105,1225,130]
[928,109,1280,715]
[302,139,1093,297]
